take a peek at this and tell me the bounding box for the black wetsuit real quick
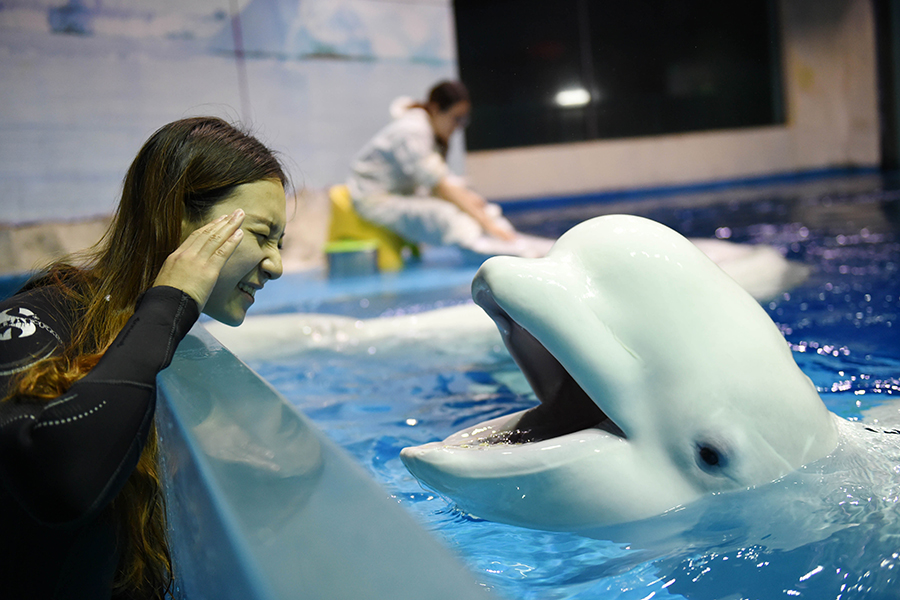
[0,285,199,599]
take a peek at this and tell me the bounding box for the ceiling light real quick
[555,88,591,107]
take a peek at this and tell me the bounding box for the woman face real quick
[186,178,287,326]
[429,100,471,142]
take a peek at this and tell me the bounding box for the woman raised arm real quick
[0,116,287,600]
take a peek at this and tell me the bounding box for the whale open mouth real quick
[474,287,626,445]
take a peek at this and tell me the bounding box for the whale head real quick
[400,215,839,533]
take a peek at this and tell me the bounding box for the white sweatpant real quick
[353,194,552,259]
[353,194,490,247]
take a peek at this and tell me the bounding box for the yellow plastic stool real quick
[327,185,418,272]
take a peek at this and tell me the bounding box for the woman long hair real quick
[8,116,287,598]
[410,80,470,157]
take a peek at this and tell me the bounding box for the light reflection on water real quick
[251,184,900,599]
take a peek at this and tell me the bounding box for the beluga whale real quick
[400,214,841,534]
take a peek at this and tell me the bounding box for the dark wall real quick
[874,0,900,170]
[455,0,785,151]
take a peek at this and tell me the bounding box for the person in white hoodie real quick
[346,80,552,258]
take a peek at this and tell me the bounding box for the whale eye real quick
[695,442,727,472]
[699,446,719,466]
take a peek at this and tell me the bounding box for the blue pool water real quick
[243,176,900,600]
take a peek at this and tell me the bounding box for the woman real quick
[346,80,551,258]
[0,116,288,599]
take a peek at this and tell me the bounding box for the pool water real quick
[244,177,900,600]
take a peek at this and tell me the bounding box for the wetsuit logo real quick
[0,307,40,340]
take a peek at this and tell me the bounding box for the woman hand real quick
[460,191,515,241]
[153,209,245,311]
[479,216,516,241]
[435,179,515,241]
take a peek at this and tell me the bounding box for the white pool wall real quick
[156,324,493,600]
